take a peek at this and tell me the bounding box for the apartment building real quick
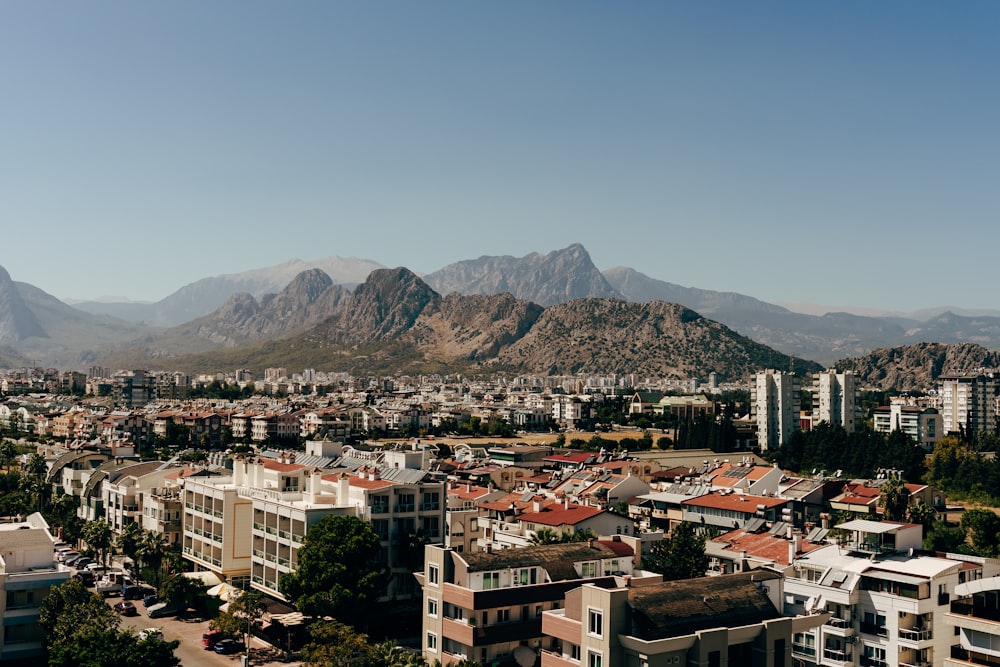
[872,403,942,449]
[544,571,829,667]
[946,573,1000,667]
[937,373,999,437]
[182,474,254,588]
[0,514,71,664]
[753,370,800,450]
[812,370,858,432]
[783,519,998,667]
[418,539,646,667]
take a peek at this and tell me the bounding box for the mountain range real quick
[2,244,999,383]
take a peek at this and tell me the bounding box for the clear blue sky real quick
[2,1,998,312]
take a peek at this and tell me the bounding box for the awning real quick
[181,571,223,587]
[862,569,928,586]
[270,611,306,627]
[207,583,241,601]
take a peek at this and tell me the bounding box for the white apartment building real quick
[753,370,800,450]
[182,474,253,588]
[873,403,942,449]
[937,373,999,437]
[812,370,858,431]
[783,519,999,667]
[0,514,71,663]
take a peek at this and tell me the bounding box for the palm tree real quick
[22,453,49,511]
[81,520,113,566]
[0,440,17,473]
[878,476,910,522]
[529,528,561,545]
[117,522,143,574]
[137,530,169,586]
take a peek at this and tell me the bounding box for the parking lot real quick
[56,550,300,667]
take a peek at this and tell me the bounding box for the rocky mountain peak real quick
[0,264,45,344]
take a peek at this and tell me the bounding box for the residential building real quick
[0,514,71,664]
[812,370,857,431]
[753,370,800,450]
[783,519,999,667]
[938,373,999,437]
[182,474,254,588]
[418,539,647,667]
[946,572,1000,667]
[544,571,829,667]
[872,404,942,449]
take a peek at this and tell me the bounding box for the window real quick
[587,651,603,667]
[470,518,479,532]
[497,609,510,623]
[581,562,597,577]
[428,563,439,586]
[519,567,537,585]
[426,632,438,653]
[427,598,438,617]
[588,608,604,637]
[570,645,581,661]
[482,572,499,590]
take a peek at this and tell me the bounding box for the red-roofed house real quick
[681,492,790,531]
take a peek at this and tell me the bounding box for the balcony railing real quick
[825,617,851,629]
[951,646,1000,667]
[950,600,1000,623]
[792,644,816,658]
[823,648,851,663]
[897,627,931,642]
[859,622,887,637]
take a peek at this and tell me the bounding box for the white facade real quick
[753,370,800,450]
[938,373,998,437]
[783,519,999,667]
[812,370,857,431]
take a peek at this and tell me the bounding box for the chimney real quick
[588,538,595,549]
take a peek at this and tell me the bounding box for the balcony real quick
[897,627,932,643]
[951,600,1000,623]
[860,657,888,667]
[860,622,888,638]
[823,647,851,664]
[394,504,415,513]
[951,646,1000,667]
[792,643,817,659]
[824,617,854,636]
[421,502,441,511]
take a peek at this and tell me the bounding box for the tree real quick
[40,578,181,667]
[301,619,380,667]
[961,509,1000,557]
[159,573,207,614]
[81,520,114,566]
[907,503,937,533]
[0,439,17,472]
[210,589,268,652]
[643,522,709,580]
[117,522,143,574]
[878,476,910,522]
[137,529,170,586]
[279,515,386,629]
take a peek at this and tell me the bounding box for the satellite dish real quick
[514,646,537,667]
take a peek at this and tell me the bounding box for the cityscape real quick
[4,2,1000,667]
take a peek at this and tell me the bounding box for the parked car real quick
[123,585,156,601]
[138,628,163,642]
[212,639,243,655]
[146,601,181,619]
[63,554,84,566]
[74,570,95,586]
[114,601,138,616]
[202,630,225,650]
[142,593,159,607]
[72,557,95,569]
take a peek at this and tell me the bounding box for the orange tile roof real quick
[682,493,788,511]
[518,503,605,527]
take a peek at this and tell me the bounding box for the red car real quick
[114,600,138,616]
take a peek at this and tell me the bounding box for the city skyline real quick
[3,2,998,311]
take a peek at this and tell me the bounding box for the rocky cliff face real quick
[838,342,1000,391]
[0,265,45,344]
[178,269,351,347]
[423,244,621,306]
[495,299,817,380]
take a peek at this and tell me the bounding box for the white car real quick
[138,628,163,642]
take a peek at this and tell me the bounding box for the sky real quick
[2,1,998,313]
